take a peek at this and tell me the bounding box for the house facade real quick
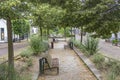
[0,19,38,43]
[0,19,7,42]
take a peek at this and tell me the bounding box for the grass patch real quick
[92,53,105,69]
[20,48,33,58]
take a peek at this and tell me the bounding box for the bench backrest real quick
[40,52,52,67]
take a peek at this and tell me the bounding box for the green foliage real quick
[29,35,41,55]
[83,0,120,38]
[12,19,30,35]
[65,28,71,37]
[33,3,66,33]
[112,39,119,44]
[71,36,99,56]
[0,64,31,80]
[26,58,33,67]
[111,62,120,76]
[29,35,49,55]
[0,0,30,19]
[20,48,33,58]
[83,36,99,56]
[107,61,120,80]
[0,64,8,80]
[71,39,86,53]
[92,54,105,68]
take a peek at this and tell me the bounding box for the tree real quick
[32,3,65,40]
[12,19,30,42]
[0,0,30,79]
[81,0,120,41]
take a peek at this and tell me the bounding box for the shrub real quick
[0,64,31,80]
[0,64,8,80]
[20,48,33,58]
[107,62,120,80]
[70,39,86,53]
[29,35,49,55]
[92,54,105,69]
[111,62,120,75]
[29,35,41,55]
[41,41,49,52]
[112,39,119,44]
[83,36,99,56]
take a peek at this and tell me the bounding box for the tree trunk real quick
[114,33,118,46]
[7,17,14,80]
[74,27,75,40]
[40,27,43,41]
[19,34,21,42]
[64,27,66,41]
[47,28,49,39]
[27,33,29,41]
[80,26,83,43]
[71,27,72,35]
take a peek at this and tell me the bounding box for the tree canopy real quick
[0,0,120,79]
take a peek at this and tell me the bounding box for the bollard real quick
[69,42,73,49]
[39,58,44,75]
[51,42,54,49]
[53,38,55,42]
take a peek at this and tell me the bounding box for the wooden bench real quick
[51,58,59,74]
[41,52,59,74]
[64,44,69,49]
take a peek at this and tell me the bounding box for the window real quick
[1,28,4,40]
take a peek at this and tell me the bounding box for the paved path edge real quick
[73,46,102,80]
[32,72,39,80]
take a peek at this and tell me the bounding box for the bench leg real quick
[57,67,59,74]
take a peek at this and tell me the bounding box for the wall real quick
[0,19,7,42]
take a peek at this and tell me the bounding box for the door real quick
[1,28,4,40]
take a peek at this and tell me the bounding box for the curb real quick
[73,46,102,80]
[32,73,39,80]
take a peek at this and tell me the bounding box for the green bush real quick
[111,62,120,75]
[112,39,119,44]
[20,48,33,58]
[92,54,105,68]
[29,35,49,55]
[0,64,8,80]
[29,35,41,55]
[70,39,86,53]
[42,41,49,52]
[83,36,99,56]
[107,62,120,80]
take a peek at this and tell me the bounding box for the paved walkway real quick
[38,42,96,80]
[75,34,120,61]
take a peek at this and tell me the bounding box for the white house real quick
[0,19,7,42]
[0,19,38,43]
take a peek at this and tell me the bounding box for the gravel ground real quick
[38,42,96,80]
